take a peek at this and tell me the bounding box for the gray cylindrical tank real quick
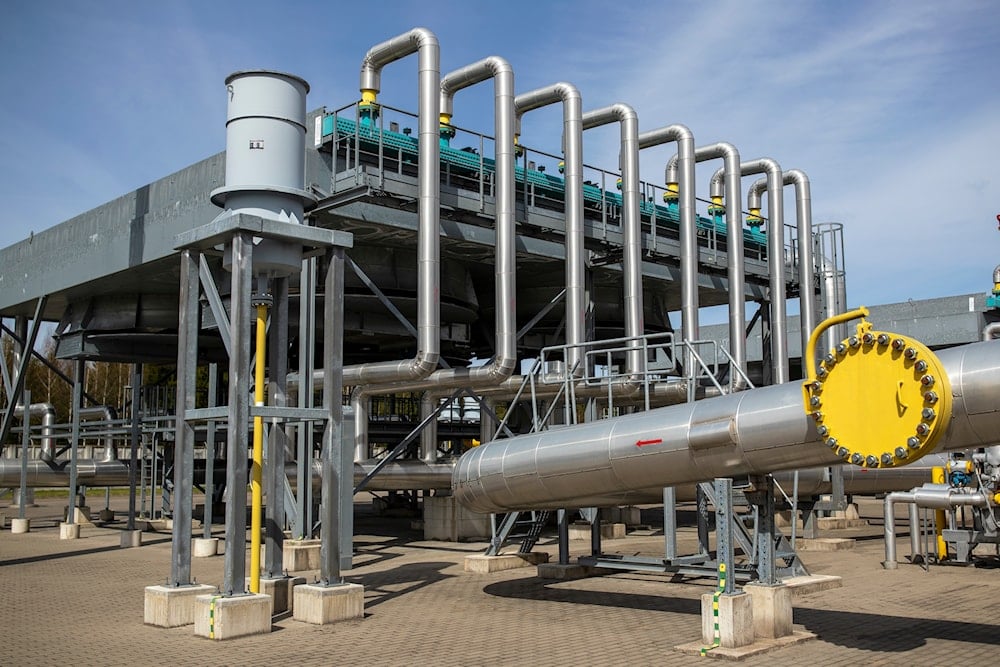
[211,70,317,276]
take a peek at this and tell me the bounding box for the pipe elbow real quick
[410,349,441,378]
[360,27,440,93]
[748,178,767,210]
[709,167,726,199]
[665,154,679,185]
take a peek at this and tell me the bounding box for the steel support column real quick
[67,359,85,525]
[127,364,142,532]
[715,477,735,595]
[170,249,199,586]
[203,363,218,538]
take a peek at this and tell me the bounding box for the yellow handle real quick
[804,306,870,381]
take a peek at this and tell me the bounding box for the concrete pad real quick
[676,630,816,659]
[797,537,856,551]
[283,539,321,572]
[536,562,595,580]
[246,576,306,615]
[293,583,364,625]
[783,574,843,596]
[816,517,868,530]
[11,517,30,533]
[120,529,142,548]
[701,592,754,648]
[423,495,490,541]
[144,584,217,627]
[59,522,80,540]
[568,522,626,540]
[464,552,549,573]
[743,583,793,639]
[194,593,271,640]
[192,537,219,558]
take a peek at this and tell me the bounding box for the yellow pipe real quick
[249,303,268,594]
[931,466,948,560]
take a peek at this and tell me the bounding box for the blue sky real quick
[2,0,999,317]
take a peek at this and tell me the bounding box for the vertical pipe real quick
[908,501,922,563]
[170,249,199,586]
[420,392,438,463]
[557,508,569,565]
[265,277,288,578]
[883,493,900,569]
[223,233,253,596]
[931,466,948,560]
[663,486,677,561]
[249,302,267,594]
[583,105,643,376]
[127,364,142,533]
[297,257,315,538]
[203,363,217,539]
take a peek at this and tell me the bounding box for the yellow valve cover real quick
[804,320,952,468]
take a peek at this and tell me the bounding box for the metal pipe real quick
[453,338,1000,513]
[11,403,56,461]
[747,169,817,366]
[582,104,643,376]
[667,143,746,388]
[983,321,1000,341]
[249,302,267,594]
[638,125,698,356]
[741,159,788,383]
[514,83,585,374]
[348,28,441,384]
[883,484,989,568]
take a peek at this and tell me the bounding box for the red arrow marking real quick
[635,438,662,447]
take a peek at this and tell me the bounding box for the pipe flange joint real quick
[803,318,952,469]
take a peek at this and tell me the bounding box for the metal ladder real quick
[485,510,552,556]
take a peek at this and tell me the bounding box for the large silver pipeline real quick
[453,338,1000,513]
[748,170,818,367]
[514,83,585,374]
[348,27,441,385]
[882,484,989,568]
[582,104,643,376]
[668,142,746,389]
[637,126,698,357]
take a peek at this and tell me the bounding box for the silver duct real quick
[637,126,698,358]
[667,142,746,389]
[748,169,818,368]
[581,104,643,377]
[983,322,1000,341]
[11,403,56,461]
[347,27,441,385]
[514,83,585,374]
[453,338,1000,513]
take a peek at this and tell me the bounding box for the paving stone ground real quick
[1,495,998,666]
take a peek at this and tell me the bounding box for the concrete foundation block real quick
[783,574,843,596]
[11,517,30,533]
[283,539,321,572]
[568,521,626,540]
[63,506,92,524]
[423,495,491,541]
[797,537,855,551]
[120,529,142,548]
[464,552,549,574]
[98,508,115,522]
[247,576,306,615]
[193,537,220,558]
[0,512,5,529]
[701,592,754,648]
[59,522,81,540]
[194,593,271,639]
[744,583,793,639]
[537,562,594,580]
[144,583,217,628]
[293,583,365,625]
[603,506,642,527]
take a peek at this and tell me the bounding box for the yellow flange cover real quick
[804,319,952,468]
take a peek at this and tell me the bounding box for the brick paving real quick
[1,496,998,666]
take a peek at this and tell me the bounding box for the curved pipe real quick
[582,104,644,377]
[453,338,1000,513]
[742,159,789,383]
[747,169,818,366]
[514,82,586,374]
[666,142,746,389]
[12,403,57,461]
[983,321,1000,341]
[883,484,989,568]
[348,27,441,384]
[637,125,698,357]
